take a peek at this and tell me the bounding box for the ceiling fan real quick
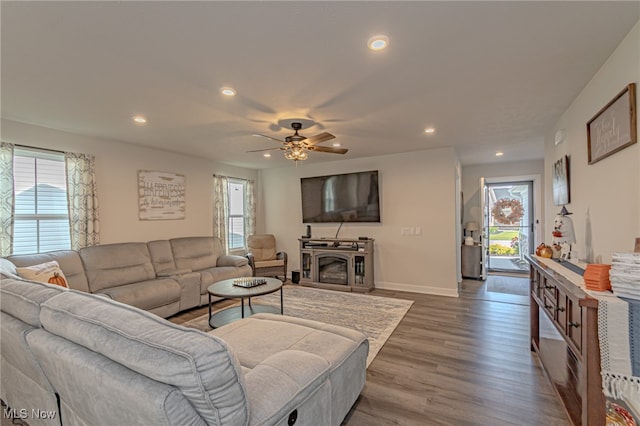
[249,122,348,162]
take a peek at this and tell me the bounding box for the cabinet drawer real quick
[543,294,557,319]
[556,291,567,333]
[567,297,582,352]
[543,281,557,302]
[533,272,543,298]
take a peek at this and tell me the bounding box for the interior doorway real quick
[481,180,534,275]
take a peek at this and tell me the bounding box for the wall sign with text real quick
[587,83,637,165]
[138,170,186,220]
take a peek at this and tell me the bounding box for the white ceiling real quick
[2,1,639,169]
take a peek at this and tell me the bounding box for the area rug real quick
[182,286,413,367]
[486,275,529,296]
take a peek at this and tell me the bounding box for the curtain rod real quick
[213,174,252,183]
[15,143,65,154]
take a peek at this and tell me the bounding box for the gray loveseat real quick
[3,236,252,318]
[0,277,368,426]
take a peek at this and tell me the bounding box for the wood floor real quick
[170,276,571,426]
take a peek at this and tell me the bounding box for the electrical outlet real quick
[401,227,412,235]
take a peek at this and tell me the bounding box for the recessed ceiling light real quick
[132,115,147,124]
[263,153,271,158]
[495,151,504,157]
[424,127,435,134]
[368,35,389,51]
[220,87,236,97]
[332,143,341,147]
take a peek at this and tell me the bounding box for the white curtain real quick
[0,142,14,256]
[244,179,256,247]
[65,152,100,250]
[213,174,229,253]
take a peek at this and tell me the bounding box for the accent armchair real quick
[245,234,288,281]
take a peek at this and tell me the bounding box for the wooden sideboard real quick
[527,255,605,425]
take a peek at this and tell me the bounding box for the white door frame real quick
[480,174,543,278]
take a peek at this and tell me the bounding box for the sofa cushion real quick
[211,313,367,369]
[79,243,155,292]
[0,278,67,327]
[254,259,285,269]
[39,291,249,426]
[16,260,69,288]
[27,329,206,426]
[1,313,60,426]
[95,278,181,311]
[213,313,368,426]
[0,258,19,279]
[170,237,223,271]
[147,240,178,274]
[199,266,248,294]
[8,250,89,292]
[247,234,277,261]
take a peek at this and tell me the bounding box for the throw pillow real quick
[16,261,69,288]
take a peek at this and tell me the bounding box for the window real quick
[13,147,71,254]
[228,179,246,250]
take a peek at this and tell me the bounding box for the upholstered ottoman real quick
[210,313,368,425]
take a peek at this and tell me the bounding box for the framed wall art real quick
[138,170,186,220]
[552,155,570,206]
[587,83,637,165]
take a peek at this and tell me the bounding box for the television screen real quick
[300,170,380,223]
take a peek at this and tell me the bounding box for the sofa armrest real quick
[155,268,192,277]
[245,253,256,276]
[216,255,249,268]
[243,350,331,425]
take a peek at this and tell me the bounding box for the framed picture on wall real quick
[587,83,637,164]
[552,155,570,206]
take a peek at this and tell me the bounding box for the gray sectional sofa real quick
[0,277,369,425]
[3,236,252,318]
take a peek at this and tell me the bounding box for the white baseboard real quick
[375,281,459,297]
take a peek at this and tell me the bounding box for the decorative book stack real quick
[610,252,640,300]
[583,264,611,291]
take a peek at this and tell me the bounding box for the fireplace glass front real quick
[318,255,348,285]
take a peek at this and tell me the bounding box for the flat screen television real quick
[300,170,380,223]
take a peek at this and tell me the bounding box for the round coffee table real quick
[207,277,283,328]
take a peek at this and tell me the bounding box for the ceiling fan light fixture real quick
[368,35,389,51]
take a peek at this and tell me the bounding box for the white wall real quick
[260,148,460,297]
[545,21,640,263]
[2,119,259,244]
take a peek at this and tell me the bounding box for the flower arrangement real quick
[491,198,524,225]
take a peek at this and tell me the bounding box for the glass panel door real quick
[484,181,533,273]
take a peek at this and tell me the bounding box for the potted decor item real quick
[536,243,553,259]
[552,207,576,259]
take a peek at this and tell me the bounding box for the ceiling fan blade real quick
[308,145,348,154]
[246,147,284,153]
[304,132,335,146]
[253,134,285,143]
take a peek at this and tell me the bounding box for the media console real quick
[299,237,374,292]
